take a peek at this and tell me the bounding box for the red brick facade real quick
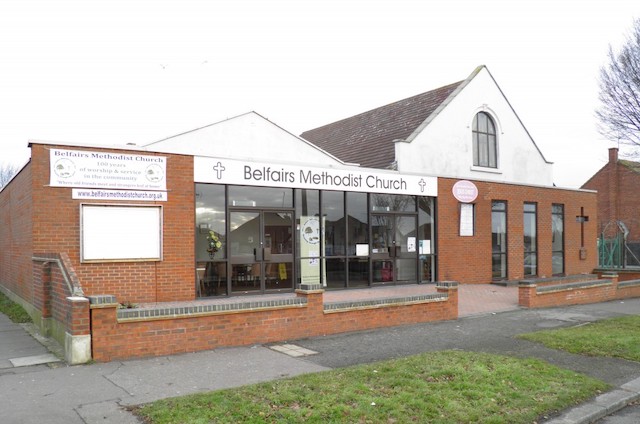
[437,177,598,283]
[0,142,603,362]
[27,144,195,304]
[582,148,640,242]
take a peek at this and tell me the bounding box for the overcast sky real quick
[1,0,638,187]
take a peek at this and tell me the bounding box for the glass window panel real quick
[488,135,497,168]
[491,201,507,279]
[473,133,479,166]
[371,193,416,212]
[492,254,507,279]
[322,191,345,256]
[324,258,346,289]
[347,192,368,256]
[552,252,564,275]
[348,259,369,288]
[478,134,488,166]
[373,260,394,283]
[229,186,293,208]
[195,184,226,261]
[478,112,487,133]
[524,253,537,276]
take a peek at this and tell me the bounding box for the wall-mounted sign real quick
[50,149,167,191]
[452,180,478,203]
[194,156,438,197]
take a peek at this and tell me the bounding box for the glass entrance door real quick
[229,210,294,294]
[371,214,418,284]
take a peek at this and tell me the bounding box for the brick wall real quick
[29,144,195,304]
[582,148,640,243]
[89,285,458,362]
[0,164,34,302]
[519,274,640,308]
[437,178,597,283]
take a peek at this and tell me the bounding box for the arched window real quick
[472,112,497,168]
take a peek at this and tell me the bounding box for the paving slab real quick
[9,353,61,367]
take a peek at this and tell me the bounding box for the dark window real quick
[552,204,565,275]
[492,201,507,279]
[473,112,497,168]
[524,203,537,276]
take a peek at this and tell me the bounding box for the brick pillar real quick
[295,284,324,314]
[65,296,91,364]
[88,295,119,362]
[436,281,459,319]
[518,280,536,308]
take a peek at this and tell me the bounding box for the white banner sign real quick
[195,157,437,197]
[72,189,167,202]
[50,149,167,190]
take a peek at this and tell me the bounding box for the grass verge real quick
[134,350,607,424]
[518,315,640,362]
[0,291,32,323]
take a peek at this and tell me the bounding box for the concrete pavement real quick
[1,296,639,423]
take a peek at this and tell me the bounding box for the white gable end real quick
[395,67,554,186]
[145,112,347,167]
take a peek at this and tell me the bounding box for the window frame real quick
[472,112,498,169]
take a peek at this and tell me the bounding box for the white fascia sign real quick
[194,157,438,197]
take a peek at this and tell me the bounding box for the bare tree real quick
[0,162,19,189]
[596,18,640,154]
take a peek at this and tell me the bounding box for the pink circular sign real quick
[452,180,478,203]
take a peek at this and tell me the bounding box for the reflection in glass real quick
[371,193,416,212]
[523,203,537,276]
[324,258,345,289]
[552,204,564,275]
[347,192,368,256]
[229,212,260,256]
[323,191,345,256]
[348,259,369,287]
[229,186,293,208]
[419,197,435,282]
[195,184,226,261]
[492,201,507,279]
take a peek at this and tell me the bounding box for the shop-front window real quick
[195,184,227,296]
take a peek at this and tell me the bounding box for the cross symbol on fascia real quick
[212,162,226,179]
[418,178,426,193]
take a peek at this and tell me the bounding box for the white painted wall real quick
[145,112,350,168]
[396,67,555,186]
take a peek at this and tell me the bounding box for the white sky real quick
[1,0,638,187]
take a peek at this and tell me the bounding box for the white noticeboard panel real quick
[81,204,162,262]
[459,203,475,237]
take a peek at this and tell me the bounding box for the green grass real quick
[134,350,608,424]
[519,315,640,362]
[0,291,32,323]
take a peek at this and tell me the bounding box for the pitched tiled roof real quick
[620,159,640,174]
[300,81,463,169]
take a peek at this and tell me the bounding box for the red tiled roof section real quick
[301,81,464,169]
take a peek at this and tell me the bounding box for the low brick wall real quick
[519,274,640,309]
[88,282,458,362]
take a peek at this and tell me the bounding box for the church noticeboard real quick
[50,149,167,191]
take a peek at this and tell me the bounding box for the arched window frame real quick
[472,111,498,169]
